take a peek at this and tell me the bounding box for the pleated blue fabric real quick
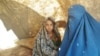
[58,4,100,56]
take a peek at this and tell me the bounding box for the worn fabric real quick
[33,26,61,56]
[58,4,100,56]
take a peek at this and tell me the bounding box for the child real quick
[33,17,61,56]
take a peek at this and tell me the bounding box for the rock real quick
[0,46,32,56]
[0,0,44,39]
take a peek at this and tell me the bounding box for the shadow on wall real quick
[0,0,45,39]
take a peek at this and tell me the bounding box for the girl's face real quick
[45,20,54,33]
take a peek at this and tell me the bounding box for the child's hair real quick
[44,17,56,27]
[44,17,61,41]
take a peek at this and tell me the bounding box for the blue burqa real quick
[58,4,100,56]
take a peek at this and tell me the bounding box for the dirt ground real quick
[0,46,32,56]
[0,37,35,56]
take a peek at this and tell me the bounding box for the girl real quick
[33,17,61,56]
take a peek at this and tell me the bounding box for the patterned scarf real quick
[32,26,61,56]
